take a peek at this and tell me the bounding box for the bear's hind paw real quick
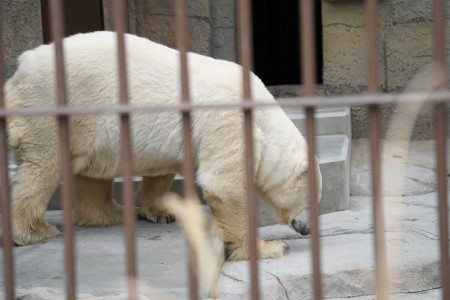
[259,240,289,259]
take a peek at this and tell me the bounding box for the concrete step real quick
[241,134,351,225]
[43,107,352,222]
[258,106,352,224]
[108,134,349,226]
[283,106,351,137]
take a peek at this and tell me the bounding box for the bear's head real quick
[259,158,322,236]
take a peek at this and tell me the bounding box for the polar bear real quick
[5,31,321,260]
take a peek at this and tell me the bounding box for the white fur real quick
[6,32,321,259]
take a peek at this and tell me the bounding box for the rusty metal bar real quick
[0,15,16,300]
[300,1,321,299]
[300,0,316,97]
[2,91,450,117]
[237,1,260,299]
[174,0,199,299]
[48,1,76,299]
[432,1,450,299]
[111,1,138,299]
[365,0,389,299]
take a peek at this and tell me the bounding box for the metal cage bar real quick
[432,1,450,300]
[365,0,389,299]
[2,92,450,118]
[0,12,16,300]
[111,1,138,299]
[0,1,449,299]
[237,1,260,299]
[174,0,199,299]
[47,1,77,299]
[300,1,321,299]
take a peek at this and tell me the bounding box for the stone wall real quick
[321,1,387,95]
[210,0,236,61]
[1,0,236,82]
[0,0,43,80]
[1,0,447,139]
[126,0,236,61]
[322,0,450,140]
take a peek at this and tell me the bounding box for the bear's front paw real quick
[226,239,289,261]
[259,240,289,259]
[14,221,61,246]
[137,207,175,224]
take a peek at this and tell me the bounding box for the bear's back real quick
[7,31,263,109]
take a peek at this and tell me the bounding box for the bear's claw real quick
[138,208,176,224]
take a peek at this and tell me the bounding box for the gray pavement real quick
[1,139,449,299]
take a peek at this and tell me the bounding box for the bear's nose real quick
[292,219,310,235]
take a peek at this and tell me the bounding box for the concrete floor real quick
[1,139,449,299]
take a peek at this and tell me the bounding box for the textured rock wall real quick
[1,0,447,139]
[0,0,43,80]
[127,0,212,56]
[210,0,236,61]
[322,0,450,139]
[385,0,450,93]
[321,1,387,95]
[126,0,236,61]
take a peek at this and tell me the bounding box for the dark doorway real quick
[41,0,104,44]
[252,0,323,86]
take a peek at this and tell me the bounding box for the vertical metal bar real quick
[365,0,389,299]
[300,0,316,97]
[237,1,260,300]
[432,1,450,299]
[300,1,321,299]
[0,15,16,300]
[111,1,138,299]
[174,0,199,299]
[48,1,76,299]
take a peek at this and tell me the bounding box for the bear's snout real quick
[292,219,310,235]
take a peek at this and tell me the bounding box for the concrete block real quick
[321,0,386,93]
[317,135,350,214]
[284,107,351,137]
[212,27,236,62]
[188,18,212,56]
[0,0,43,79]
[388,0,450,25]
[258,134,351,225]
[133,0,210,18]
[384,23,450,92]
[47,134,351,223]
[42,109,351,225]
[134,14,176,48]
[134,14,212,56]
[322,1,366,28]
[211,0,235,27]
[322,25,386,93]
[132,1,212,56]
[352,64,450,140]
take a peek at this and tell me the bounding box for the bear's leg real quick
[204,191,289,261]
[12,162,61,245]
[74,175,123,227]
[137,174,176,224]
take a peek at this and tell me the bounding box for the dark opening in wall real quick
[41,0,104,44]
[252,0,323,86]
